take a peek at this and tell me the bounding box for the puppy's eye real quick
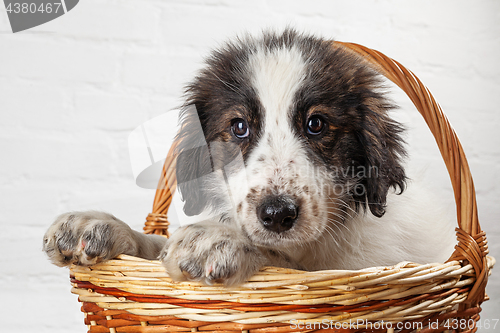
[231,118,249,139]
[306,116,326,135]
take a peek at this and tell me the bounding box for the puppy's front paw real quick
[160,223,264,286]
[43,211,137,267]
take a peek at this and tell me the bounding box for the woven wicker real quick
[69,41,495,333]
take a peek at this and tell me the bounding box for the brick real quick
[158,3,270,50]
[121,51,200,94]
[35,0,161,43]
[471,38,500,82]
[73,89,146,131]
[0,136,115,182]
[0,185,61,224]
[0,8,9,31]
[0,279,85,332]
[0,80,69,131]
[0,38,119,83]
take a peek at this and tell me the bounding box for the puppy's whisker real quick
[326,219,355,248]
[329,196,358,216]
[327,217,352,233]
[325,202,354,220]
[322,225,340,247]
[327,211,347,221]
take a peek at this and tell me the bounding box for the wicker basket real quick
[69,42,495,333]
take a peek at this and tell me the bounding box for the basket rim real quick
[69,254,495,326]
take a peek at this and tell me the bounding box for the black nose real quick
[257,196,299,233]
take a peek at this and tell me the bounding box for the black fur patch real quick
[290,33,406,217]
[175,41,264,215]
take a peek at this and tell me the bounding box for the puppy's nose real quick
[257,196,298,233]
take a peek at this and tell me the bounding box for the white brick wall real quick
[0,1,498,332]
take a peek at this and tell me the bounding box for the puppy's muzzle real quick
[257,195,298,233]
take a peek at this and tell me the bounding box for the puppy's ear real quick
[354,105,407,218]
[175,106,213,216]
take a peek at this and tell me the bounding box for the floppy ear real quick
[354,105,407,218]
[174,107,214,216]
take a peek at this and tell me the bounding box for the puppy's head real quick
[175,29,406,247]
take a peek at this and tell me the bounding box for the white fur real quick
[223,46,330,248]
[296,183,457,270]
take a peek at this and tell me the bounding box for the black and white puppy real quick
[43,30,456,286]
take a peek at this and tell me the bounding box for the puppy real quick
[43,29,456,286]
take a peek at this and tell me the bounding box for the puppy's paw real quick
[43,211,137,267]
[160,223,264,286]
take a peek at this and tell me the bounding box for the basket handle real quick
[144,41,489,306]
[335,41,488,306]
[143,141,178,238]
